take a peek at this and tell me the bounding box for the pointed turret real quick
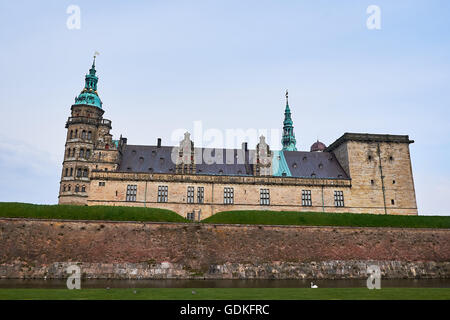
[281,90,297,151]
[74,55,102,108]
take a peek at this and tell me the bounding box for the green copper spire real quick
[281,89,297,151]
[74,54,103,109]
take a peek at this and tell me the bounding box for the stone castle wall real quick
[1,218,448,279]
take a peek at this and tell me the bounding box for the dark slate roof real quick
[118,145,254,176]
[118,145,176,174]
[283,150,348,179]
[118,144,349,179]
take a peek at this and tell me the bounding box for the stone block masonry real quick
[0,219,448,279]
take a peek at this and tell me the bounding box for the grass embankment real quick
[1,203,449,228]
[203,210,450,229]
[0,202,188,223]
[0,288,449,300]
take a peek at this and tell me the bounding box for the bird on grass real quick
[310,282,318,288]
[192,290,197,295]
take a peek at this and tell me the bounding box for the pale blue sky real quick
[0,1,449,214]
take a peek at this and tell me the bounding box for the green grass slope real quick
[0,202,188,223]
[0,288,449,300]
[202,210,450,228]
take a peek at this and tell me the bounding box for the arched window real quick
[70,167,73,176]
[81,130,86,139]
[83,169,88,177]
[75,185,80,192]
[75,129,78,138]
[79,148,84,158]
[69,130,73,139]
[77,168,82,177]
[65,168,68,176]
[81,185,86,192]
[72,148,76,157]
[87,131,92,140]
[67,148,70,157]
[86,149,91,158]
[63,185,66,192]
[68,185,71,191]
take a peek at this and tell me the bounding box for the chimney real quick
[157,138,161,148]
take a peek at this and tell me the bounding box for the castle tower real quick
[58,56,119,205]
[281,90,297,151]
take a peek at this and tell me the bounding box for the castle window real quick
[69,130,73,139]
[311,173,316,178]
[83,169,88,177]
[302,156,307,161]
[389,156,394,161]
[72,148,76,157]
[157,186,168,203]
[391,199,395,205]
[338,174,343,178]
[70,168,73,176]
[75,185,80,193]
[81,185,86,192]
[292,163,297,169]
[79,148,85,158]
[371,179,374,185]
[197,187,204,204]
[63,185,66,192]
[81,130,86,139]
[187,212,195,221]
[87,131,92,140]
[126,184,137,202]
[75,129,78,137]
[139,157,144,163]
[318,163,323,169]
[393,180,396,184]
[86,149,91,158]
[223,187,234,204]
[77,168,82,177]
[302,190,312,207]
[260,189,270,205]
[334,191,344,207]
[148,167,153,172]
[187,186,194,203]
[68,185,71,191]
[368,155,372,161]
[67,148,70,157]
[65,168,68,177]
[99,182,105,187]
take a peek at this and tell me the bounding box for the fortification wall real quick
[1,219,448,279]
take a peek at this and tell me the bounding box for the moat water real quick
[0,279,449,289]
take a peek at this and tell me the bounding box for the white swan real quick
[310,282,318,288]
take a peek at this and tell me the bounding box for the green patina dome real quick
[74,57,103,109]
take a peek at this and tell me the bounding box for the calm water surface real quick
[0,279,449,289]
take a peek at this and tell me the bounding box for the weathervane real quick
[285,89,288,103]
[93,51,100,64]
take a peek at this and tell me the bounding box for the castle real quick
[58,58,418,219]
